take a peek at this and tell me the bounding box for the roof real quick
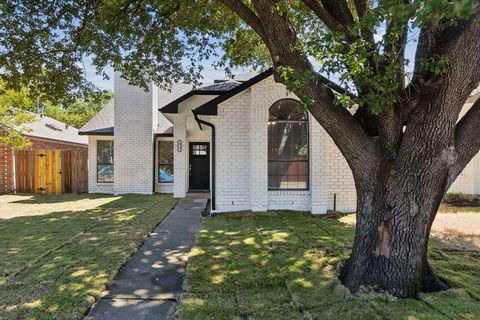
[193,68,273,115]
[158,83,193,106]
[79,101,114,135]
[215,71,261,83]
[17,112,88,145]
[197,81,241,92]
[193,68,358,116]
[155,126,174,137]
[160,80,241,114]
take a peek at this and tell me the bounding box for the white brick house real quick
[80,70,480,213]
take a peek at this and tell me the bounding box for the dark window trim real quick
[96,140,114,184]
[268,98,309,191]
[157,140,174,184]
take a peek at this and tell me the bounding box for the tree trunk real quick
[339,157,451,298]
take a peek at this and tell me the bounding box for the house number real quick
[177,140,182,152]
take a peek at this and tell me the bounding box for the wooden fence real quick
[15,149,88,194]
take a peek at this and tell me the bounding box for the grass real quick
[438,203,480,213]
[0,193,175,320]
[178,211,480,320]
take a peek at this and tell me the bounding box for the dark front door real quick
[189,142,210,191]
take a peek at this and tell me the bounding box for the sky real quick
[83,56,249,92]
[85,25,419,92]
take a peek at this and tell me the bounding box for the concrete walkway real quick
[84,194,207,320]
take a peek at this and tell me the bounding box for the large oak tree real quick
[1,0,479,298]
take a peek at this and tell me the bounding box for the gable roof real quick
[193,68,360,116]
[160,80,241,114]
[193,68,273,116]
[17,112,88,145]
[155,125,174,137]
[79,101,114,136]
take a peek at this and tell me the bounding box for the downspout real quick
[152,135,157,193]
[192,110,216,211]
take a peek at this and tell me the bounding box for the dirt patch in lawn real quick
[341,210,480,251]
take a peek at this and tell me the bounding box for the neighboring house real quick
[79,70,480,213]
[449,91,480,195]
[0,112,88,193]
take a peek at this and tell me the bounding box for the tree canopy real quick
[0,79,111,148]
[1,0,479,298]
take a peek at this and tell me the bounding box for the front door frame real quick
[189,142,210,191]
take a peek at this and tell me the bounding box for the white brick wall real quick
[171,114,212,197]
[211,76,357,214]
[87,136,114,194]
[113,72,156,194]
[173,115,187,197]
[215,90,252,211]
[105,72,478,213]
[449,152,480,194]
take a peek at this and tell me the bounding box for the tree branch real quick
[249,0,379,187]
[447,97,480,188]
[414,10,480,83]
[405,10,480,123]
[319,0,354,30]
[354,0,367,18]
[216,0,267,41]
[300,0,348,33]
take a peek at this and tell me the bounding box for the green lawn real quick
[179,211,480,320]
[0,193,175,320]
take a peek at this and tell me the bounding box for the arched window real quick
[268,99,309,190]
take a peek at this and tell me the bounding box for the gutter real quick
[152,135,157,193]
[192,110,216,211]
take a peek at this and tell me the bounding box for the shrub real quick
[444,193,469,204]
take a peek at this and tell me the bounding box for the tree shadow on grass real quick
[178,211,480,320]
[10,193,113,204]
[0,194,176,320]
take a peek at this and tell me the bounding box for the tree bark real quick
[339,151,451,298]
[216,0,480,299]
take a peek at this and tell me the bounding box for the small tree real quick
[1,0,479,297]
[0,81,34,149]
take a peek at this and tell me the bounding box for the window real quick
[192,144,207,156]
[97,140,114,183]
[268,99,308,190]
[158,140,174,183]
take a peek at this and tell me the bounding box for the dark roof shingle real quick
[79,101,114,135]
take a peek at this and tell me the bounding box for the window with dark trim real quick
[158,140,174,183]
[97,140,114,183]
[268,99,309,190]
